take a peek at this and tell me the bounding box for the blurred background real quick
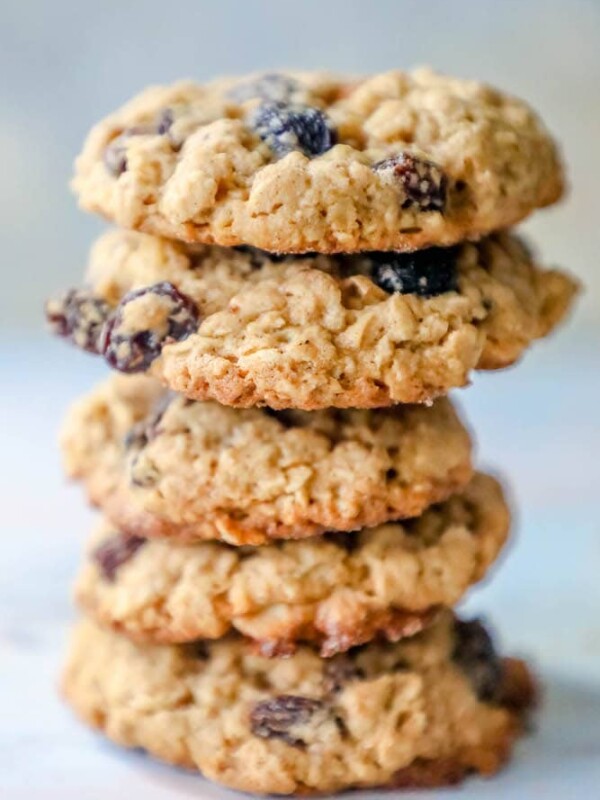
[1,2,599,798]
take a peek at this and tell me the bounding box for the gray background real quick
[1,0,599,331]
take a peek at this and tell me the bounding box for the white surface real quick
[1,329,600,798]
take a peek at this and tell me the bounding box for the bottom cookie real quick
[62,612,535,795]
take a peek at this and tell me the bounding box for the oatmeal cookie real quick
[47,230,577,408]
[72,69,563,253]
[76,473,509,654]
[62,612,536,794]
[61,375,473,544]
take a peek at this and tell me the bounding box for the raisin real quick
[101,282,198,374]
[370,247,458,297]
[93,534,146,582]
[155,108,185,151]
[45,289,111,353]
[104,137,128,176]
[322,655,364,695]
[103,112,179,176]
[229,73,300,104]
[252,102,335,158]
[250,695,324,747]
[373,152,448,212]
[129,457,160,489]
[123,393,174,450]
[103,121,159,177]
[156,108,174,135]
[452,618,503,703]
[123,421,149,451]
[104,127,158,176]
[126,395,176,487]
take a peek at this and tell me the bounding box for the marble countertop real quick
[2,330,599,798]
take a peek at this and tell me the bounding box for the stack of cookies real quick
[47,69,577,794]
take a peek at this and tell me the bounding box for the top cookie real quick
[72,69,563,253]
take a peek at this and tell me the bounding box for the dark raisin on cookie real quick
[126,394,176,487]
[155,108,186,151]
[252,102,335,158]
[103,112,180,176]
[229,73,300,104]
[123,393,175,451]
[129,455,160,489]
[103,135,129,177]
[250,695,325,747]
[92,534,146,582]
[123,421,150,451]
[370,247,458,297]
[103,129,150,177]
[322,655,364,695]
[45,289,111,353]
[452,618,503,703]
[101,282,198,374]
[373,152,448,212]
[156,108,174,135]
[103,123,157,177]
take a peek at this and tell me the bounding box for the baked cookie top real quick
[60,375,472,545]
[63,612,535,794]
[76,473,509,654]
[46,230,577,409]
[72,69,563,253]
